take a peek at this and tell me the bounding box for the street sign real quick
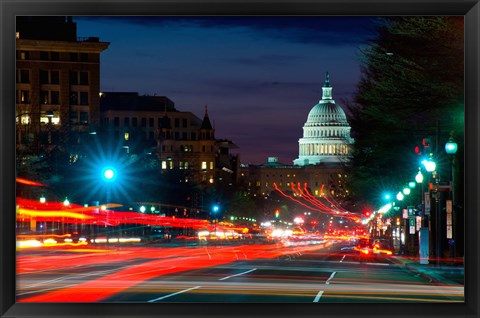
[409,217,416,234]
[446,200,453,239]
[407,206,415,217]
[416,216,422,231]
[447,225,453,239]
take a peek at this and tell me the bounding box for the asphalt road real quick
[16,240,464,303]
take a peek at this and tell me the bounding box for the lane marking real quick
[219,268,257,281]
[313,290,324,302]
[148,286,201,302]
[314,271,336,302]
[340,255,346,262]
[325,271,336,285]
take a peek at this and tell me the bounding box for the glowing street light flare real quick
[422,159,436,172]
[101,166,117,182]
[416,170,424,183]
[396,192,404,201]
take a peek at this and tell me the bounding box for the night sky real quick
[74,16,377,164]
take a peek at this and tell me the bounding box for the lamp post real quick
[101,166,117,204]
[415,170,424,224]
[445,135,458,258]
[416,169,429,264]
[212,204,220,235]
[422,156,438,263]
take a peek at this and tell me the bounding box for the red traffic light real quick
[422,138,431,148]
[414,145,421,155]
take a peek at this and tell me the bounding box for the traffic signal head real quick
[422,138,431,148]
[414,145,421,155]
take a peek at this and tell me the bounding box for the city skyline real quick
[75,16,377,164]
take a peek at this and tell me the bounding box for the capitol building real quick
[240,73,354,199]
[294,72,354,166]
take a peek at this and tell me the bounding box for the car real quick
[353,238,376,261]
[372,239,393,257]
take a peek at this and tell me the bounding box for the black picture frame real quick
[1,1,479,317]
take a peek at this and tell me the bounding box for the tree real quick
[347,16,464,206]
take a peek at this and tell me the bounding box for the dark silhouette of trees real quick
[347,16,464,207]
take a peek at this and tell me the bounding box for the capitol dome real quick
[293,72,354,166]
[306,103,349,126]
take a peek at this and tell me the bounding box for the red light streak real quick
[16,178,46,187]
[274,183,324,212]
[17,197,212,229]
[274,183,358,221]
[18,244,327,302]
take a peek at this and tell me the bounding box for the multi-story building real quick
[240,157,349,199]
[15,17,109,154]
[100,92,239,189]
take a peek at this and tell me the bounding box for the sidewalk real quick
[391,255,464,285]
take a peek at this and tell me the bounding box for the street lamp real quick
[416,168,429,264]
[422,158,436,173]
[396,192,404,201]
[445,135,458,258]
[101,166,117,182]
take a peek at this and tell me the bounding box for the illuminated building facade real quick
[15,17,109,154]
[293,72,354,166]
[100,93,239,188]
[240,157,348,199]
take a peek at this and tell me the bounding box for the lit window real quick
[162,161,167,169]
[124,132,129,141]
[210,161,214,169]
[201,162,207,170]
[209,176,214,184]
[169,160,173,169]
